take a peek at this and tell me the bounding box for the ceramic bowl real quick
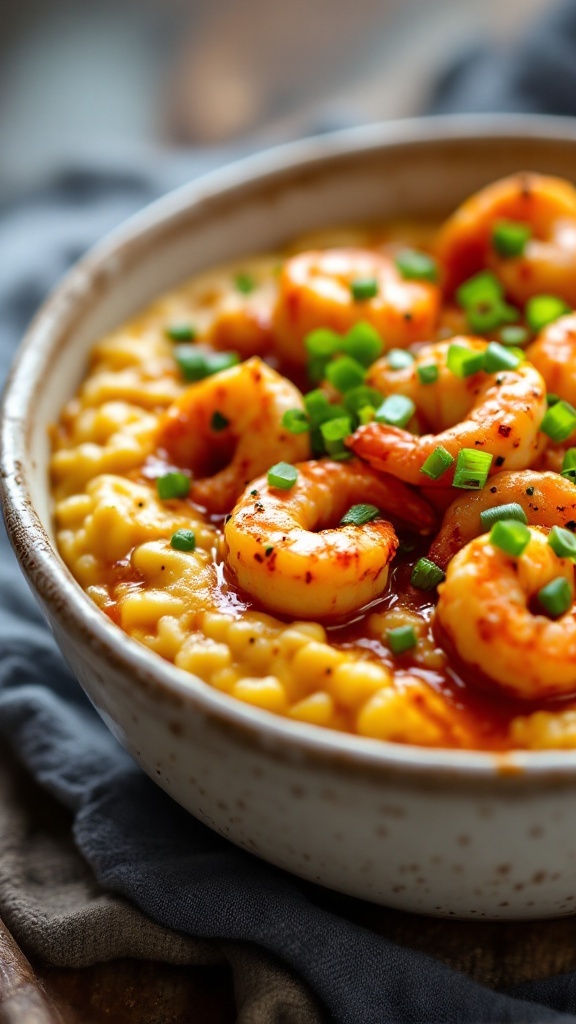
[4,115,576,920]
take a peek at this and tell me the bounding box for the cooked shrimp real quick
[272,248,440,365]
[525,313,576,406]
[225,459,436,619]
[156,357,310,513]
[350,339,547,485]
[437,172,576,304]
[429,470,576,569]
[435,528,576,701]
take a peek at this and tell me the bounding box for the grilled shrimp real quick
[156,357,310,513]
[429,470,576,569]
[272,248,440,365]
[435,528,576,700]
[436,172,576,304]
[525,313,576,406]
[350,339,547,485]
[225,459,436,619]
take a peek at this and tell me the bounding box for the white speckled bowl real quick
[4,116,576,920]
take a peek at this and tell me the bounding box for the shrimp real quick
[350,339,547,485]
[429,470,576,569]
[436,172,576,304]
[225,459,437,619]
[272,248,440,366]
[525,313,576,407]
[156,357,310,513]
[435,528,576,701]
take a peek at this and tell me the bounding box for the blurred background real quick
[0,0,554,203]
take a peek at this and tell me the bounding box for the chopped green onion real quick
[492,219,531,258]
[340,503,380,526]
[387,625,417,655]
[375,394,416,429]
[526,295,571,332]
[561,448,576,482]
[305,328,341,359]
[174,346,239,382]
[489,519,531,557]
[548,525,576,560]
[395,248,438,282]
[165,323,196,342]
[307,356,330,383]
[234,272,255,294]
[157,472,191,501]
[358,405,375,424]
[480,503,528,531]
[304,389,331,425]
[447,344,485,378]
[456,271,503,309]
[211,411,229,432]
[540,399,576,442]
[420,445,455,480]
[387,348,415,370]
[325,356,366,392]
[483,341,522,373]
[320,416,352,456]
[343,385,383,418]
[350,277,379,301]
[342,322,384,366]
[411,557,445,590]
[452,448,493,490]
[547,393,561,407]
[170,528,196,551]
[537,576,572,619]
[282,409,310,434]
[417,363,439,385]
[268,462,299,490]
[499,325,530,347]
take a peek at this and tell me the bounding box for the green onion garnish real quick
[234,272,255,294]
[489,519,531,557]
[456,271,503,309]
[499,325,530,347]
[165,323,196,342]
[281,409,310,434]
[308,356,330,384]
[548,525,576,560]
[304,389,331,424]
[358,405,375,424]
[410,557,445,590]
[417,363,439,385]
[395,248,438,282]
[526,295,571,332]
[447,344,485,378]
[561,448,576,482]
[305,328,341,359]
[342,322,384,366]
[492,219,531,258]
[452,448,493,490]
[375,394,416,429]
[420,445,455,480]
[387,348,415,370]
[174,347,239,382]
[170,528,196,551]
[343,385,383,418]
[479,503,528,531]
[350,277,379,301]
[268,462,299,490]
[537,577,572,619]
[211,411,229,432]
[387,625,418,654]
[483,341,522,373]
[340,503,380,526]
[547,393,561,407]
[325,356,366,392]
[466,302,518,334]
[540,399,576,442]
[157,472,191,501]
[320,416,352,456]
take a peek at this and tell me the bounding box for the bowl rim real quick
[5,112,576,783]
